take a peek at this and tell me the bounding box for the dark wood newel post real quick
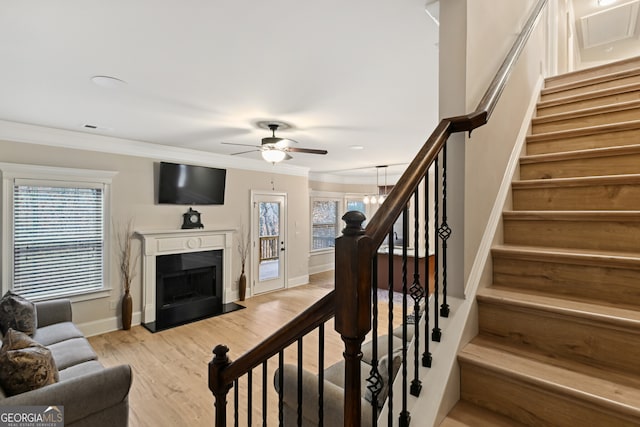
[335,211,372,427]
[209,344,232,427]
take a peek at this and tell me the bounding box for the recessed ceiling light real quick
[598,0,616,6]
[90,75,127,88]
[349,145,364,150]
[604,46,614,52]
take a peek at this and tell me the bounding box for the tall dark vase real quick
[238,269,247,301]
[122,289,132,330]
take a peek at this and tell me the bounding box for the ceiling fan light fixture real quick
[261,149,287,163]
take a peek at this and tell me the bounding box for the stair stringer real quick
[384,75,544,427]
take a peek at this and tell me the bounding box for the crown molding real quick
[0,119,309,177]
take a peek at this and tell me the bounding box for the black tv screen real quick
[158,162,226,205]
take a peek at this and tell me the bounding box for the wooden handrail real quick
[364,0,548,251]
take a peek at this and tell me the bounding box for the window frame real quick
[309,192,344,254]
[1,162,117,302]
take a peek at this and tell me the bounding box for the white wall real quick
[0,132,310,336]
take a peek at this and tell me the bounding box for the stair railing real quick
[209,0,548,425]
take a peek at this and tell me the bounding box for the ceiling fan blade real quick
[285,147,328,155]
[221,141,262,148]
[230,149,261,155]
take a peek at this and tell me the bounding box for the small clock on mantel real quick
[181,208,204,229]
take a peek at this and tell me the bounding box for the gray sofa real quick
[0,299,132,427]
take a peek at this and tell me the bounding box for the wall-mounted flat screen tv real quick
[157,162,226,205]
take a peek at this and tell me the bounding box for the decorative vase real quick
[238,270,247,301]
[122,289,132,330]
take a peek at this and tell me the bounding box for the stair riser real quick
[541,75,640,102]
[545,57,640,88]
[503,218,640,253]
[531,106,640,134]
[492,255,640,311]
[477,301,640,376]
[537,90,640,116]
[526,128,640,155]
[520,153,640,179]
[460,363,640,427]
[512,183,640,210]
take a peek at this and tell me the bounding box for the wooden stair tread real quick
[512,173,640,189]
[526,119,640,144]
[541,67,640,96]
[477,286,640,327]
[459,341,640,418]
[503,209,640,222]
[492,244,640,270]
[532,99,640,126]
[520,143,640,164]
[538,81,640,110]
[544,56,640,88]
[440,400,528,427]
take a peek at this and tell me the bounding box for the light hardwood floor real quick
[89,271,407,426]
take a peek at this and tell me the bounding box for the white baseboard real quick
[79,311,142,337]
[288,274,310,288]
[308,262,334,275]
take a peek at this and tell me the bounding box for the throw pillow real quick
[364,348,403,408]
[0,291,37,336]
[0,328,59,396]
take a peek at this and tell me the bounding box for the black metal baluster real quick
[248,370,253,427]
[366,255,382,427]
[278,351,284,427]
[432,157,442,342]
[318,323,325,427]
[399,208,411,427]
[410,188,425,394]
[297,338,303,427]
[262,361,268,427]
[423,172,433,367]
[388,231,394,426]
[439,144,451,318]
[234,379,239,427]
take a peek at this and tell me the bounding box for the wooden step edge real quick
[520,143,640,164]
[441,400,529,427]
[532,99,640,126]
[541,68,640,95]
[537,82,640,109]
[477,287,640,327]
[545,56,640,87]
[502,209,640,222]
[512,173,640,189]
[526,120,640,143]
[459,342,640,419]
[491,244,640,270]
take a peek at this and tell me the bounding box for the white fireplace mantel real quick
[135,228,236,325]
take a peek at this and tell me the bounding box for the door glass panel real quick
[258,202,280,281]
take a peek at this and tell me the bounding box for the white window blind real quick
[13,183,105,300]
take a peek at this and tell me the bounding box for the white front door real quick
[251,191,287,295]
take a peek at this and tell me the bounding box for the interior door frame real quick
[250,190,288,296]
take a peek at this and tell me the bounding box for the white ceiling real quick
[0,1,637,180]
[0,0,439,179]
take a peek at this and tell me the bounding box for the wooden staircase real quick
[441,57,640,426]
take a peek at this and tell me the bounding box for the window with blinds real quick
[13,183,105,300]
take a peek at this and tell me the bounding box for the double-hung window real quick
[1,163,116,301]
[311,198,340,251]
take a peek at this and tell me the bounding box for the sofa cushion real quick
[0,291,37,336]
[361,334,403,366]
[48,337,98,370]
[0,329,59,396]
[364,348,402,408]
[33,321,84,347]
[58,360,104,382]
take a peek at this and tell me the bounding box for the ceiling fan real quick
[222,123,328,163]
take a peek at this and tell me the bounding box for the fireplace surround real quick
[136,228,238,332]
